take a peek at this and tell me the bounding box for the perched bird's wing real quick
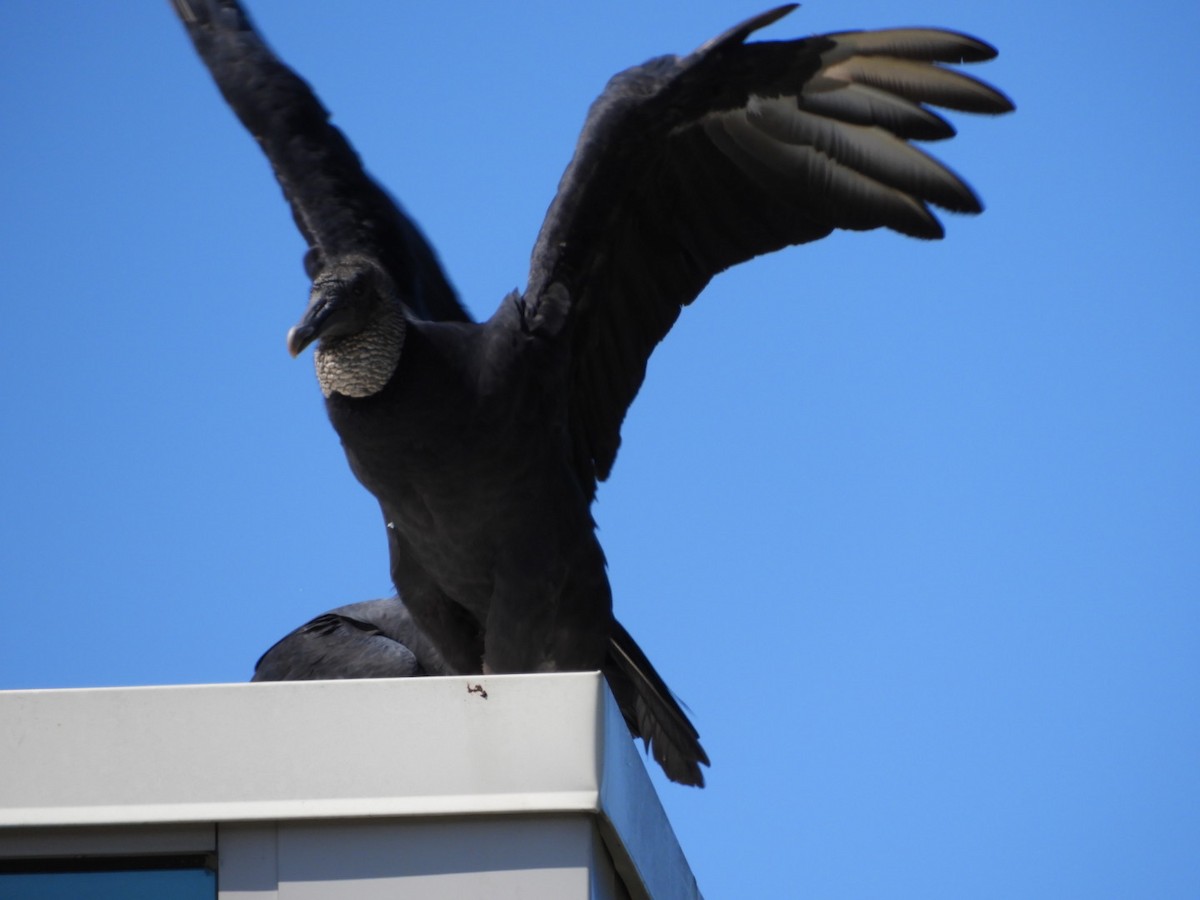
[171,0,470,323]
[526,5,1013,494]
[252,598,451,681]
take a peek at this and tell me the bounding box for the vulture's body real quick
[172,0,1012,786]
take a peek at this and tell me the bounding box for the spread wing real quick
[172,0,470,323]
[526,5,1013,495]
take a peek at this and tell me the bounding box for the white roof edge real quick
[0,672,701,899]
[1,791,605,828]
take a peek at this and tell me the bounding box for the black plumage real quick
[172,1,1012,786]
[252,598,451,681]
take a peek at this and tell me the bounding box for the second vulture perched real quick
[252,598,452,682]
[172,1,1013,786]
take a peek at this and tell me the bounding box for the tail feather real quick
[603,620,709,787]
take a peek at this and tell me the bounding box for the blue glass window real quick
[0,856,215,899]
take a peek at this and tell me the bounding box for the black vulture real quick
[253,598,451,681]
[172,1,1012,786]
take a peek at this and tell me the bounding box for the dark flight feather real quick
[170,0,467,324]
[525,11,1013,492]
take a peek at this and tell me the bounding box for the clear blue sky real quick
[2,1,1197,896]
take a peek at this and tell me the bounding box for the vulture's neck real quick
[314,306,406,399]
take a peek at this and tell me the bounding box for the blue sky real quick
[2,1,1197,896]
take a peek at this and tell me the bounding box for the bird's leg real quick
[484,540,612,674]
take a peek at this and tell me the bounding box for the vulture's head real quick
[287,255,406,399]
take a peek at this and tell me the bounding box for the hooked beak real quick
[286,272,373,358]
[286,319,319,358]
[286,295,339,358]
